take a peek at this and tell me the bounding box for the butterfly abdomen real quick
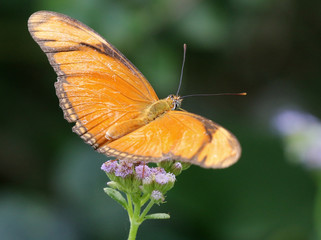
[105,98,172,141]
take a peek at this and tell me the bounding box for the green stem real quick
[128,218,140,240]
[127,197,142,240]
[126,194,133,218]
[139,200,155,221]
[140,193,150,206]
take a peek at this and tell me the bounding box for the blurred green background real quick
[1,0,321,239]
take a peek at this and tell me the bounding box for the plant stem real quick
[127,196,142,240]
[126,194,133,218]
[128,217,140,240]
[140,193,150,206]
[139,200,155,221]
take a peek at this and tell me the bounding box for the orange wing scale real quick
[28,11,241,168]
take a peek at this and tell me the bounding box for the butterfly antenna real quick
[181,92,247,99]
[176,44,187,96]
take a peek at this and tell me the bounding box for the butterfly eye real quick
[173,102,178,110]
[166,94,178,110]
[168,94,174,100]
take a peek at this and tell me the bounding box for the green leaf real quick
[144,213,170,220]
[104,187,127,210]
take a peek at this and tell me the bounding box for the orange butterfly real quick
[28,11,241,168]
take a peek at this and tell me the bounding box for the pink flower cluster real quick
[101,160,176,185]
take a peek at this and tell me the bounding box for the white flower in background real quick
[273,109,321,169]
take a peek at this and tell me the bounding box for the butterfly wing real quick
[28,11,158,148]
[98,111,241,168]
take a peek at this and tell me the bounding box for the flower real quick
[150,167,166,175]
[101,158,184,238]
[155,173,169,185]
[101,160,118,173]
[115,161,133,178]
[135,165,151,179]
[273,109,321,169]
[153,172,176,193]
[151,190,164,202]
[166,173,176,183]
[273,109,319,136]
[142,176,153,185]
[155,172,176,184]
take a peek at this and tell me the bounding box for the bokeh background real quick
[1,0,321,239]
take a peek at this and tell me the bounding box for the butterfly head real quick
[166,95,182,110]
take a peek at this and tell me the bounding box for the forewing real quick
[98,111,241,169]
[28,11,158,148]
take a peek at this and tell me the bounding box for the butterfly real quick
[28,11,241,168]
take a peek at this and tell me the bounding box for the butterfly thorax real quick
[144,95,182,121]
[105,95,182,141]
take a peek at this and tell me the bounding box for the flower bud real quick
[169,162,183,176]
[157,160,175,171]
[142,176,154,193]
[107,181,119,189]
[180,162,192,171]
